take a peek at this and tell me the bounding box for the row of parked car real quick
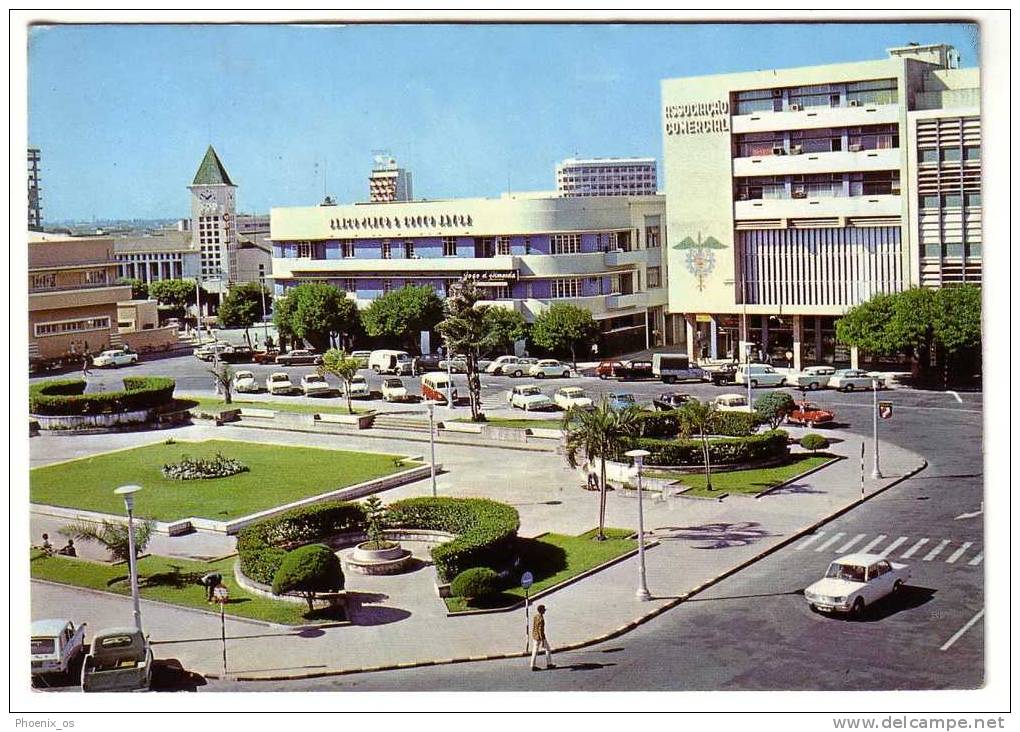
[234,370,459,405]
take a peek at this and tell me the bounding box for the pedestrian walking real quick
[81,350,92,376]
[200,572,224,603]
[529,604,555,671]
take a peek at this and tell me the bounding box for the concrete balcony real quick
[606,292,648,311]
[734,194,902,221]
[516,252,607,277]
[731,104,899,134]
[604,248,660,268]
[732,147,902,178]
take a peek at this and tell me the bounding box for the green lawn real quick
[181,395,369,416]
[30,439,415,521]
[445,528,636,612]
[30,551,319,625]
[450,417,565,431]
[673,454,835,498]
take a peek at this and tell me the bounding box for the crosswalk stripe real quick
[794,533,825,551]
[813,532,846,552]
[836,533,868,553]
[900,538,928,558]
[923,539,952,561]
[881,536,910,556]
[968,552,984,566]
[859,534,887,553]
[946,542,973,564]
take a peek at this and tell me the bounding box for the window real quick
[734,88,776,115]
[919,148,939,164]
[551,234,581,255]
[551,278,583,299]
[845,78,898,106]
[29,273,55,289]
[341,278,356,293]
[297,241,312,258]
[942,193,963,208]
[789,84,833,109]
[496,236,512,255]
[404,240,415,258]
[382,278,393,294]
[381,240,391,259]
[481,284,510,300]
[340,240,354,258]
[645,216,662,248]
[647,266,662,288]
[920,194,940,209]
[964,146,981,162]
[442,237,457,257]
[965,192,982,207]
[83,269,108,285]
[523,237,532,255]
[941,147,962,163]
[34,316,111,337]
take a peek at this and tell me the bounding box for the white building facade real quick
[556,157,658,197]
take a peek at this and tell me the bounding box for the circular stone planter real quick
[344,541,413,575]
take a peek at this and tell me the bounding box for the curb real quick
[752,454,843,499]
[208,455,928,683]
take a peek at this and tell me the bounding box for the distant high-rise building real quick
[556,157,658,197]
[28,148,42,231]
[368,154,413,202]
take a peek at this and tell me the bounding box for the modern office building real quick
[189,145,238,295]
[113,229,200,283]
[556,157,658,197]
[368,154,413,203]
[271,193,671,353]
[28,232,132,360]
[661,43,979,369]
[28,148,42,231]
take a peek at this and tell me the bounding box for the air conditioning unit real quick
[790,103,802,111]
[789,145,803,155]
[848,143,862,152]
[772,146,785,155]
[849,99,862,107]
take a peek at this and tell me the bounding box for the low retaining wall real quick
[32,408,152,430]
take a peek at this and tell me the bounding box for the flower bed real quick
[161,452,249,480]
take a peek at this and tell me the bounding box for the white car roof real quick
[32,619,71,636]
[235,371,254,377]
[270,372,289,378]
[832,553,888,566]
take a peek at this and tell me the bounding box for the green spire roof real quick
[192,145,235,186]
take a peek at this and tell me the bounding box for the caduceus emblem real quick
[674,232,727,292]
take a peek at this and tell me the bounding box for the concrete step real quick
[371,415,433,432]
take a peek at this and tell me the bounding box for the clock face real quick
[198,190,214,202]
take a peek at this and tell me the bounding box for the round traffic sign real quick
[521,571,534,590]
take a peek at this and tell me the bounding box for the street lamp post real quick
[745,343,754,408]
[259,276,270,348]
[425,400,438,498]
[113,484,144,632]
[871,378,883,479]
[625,449,652,601]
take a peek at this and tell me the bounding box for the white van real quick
[368,349,415,375]
[652,353,707,384]
[735,364,786,388]
[421,372,458,405]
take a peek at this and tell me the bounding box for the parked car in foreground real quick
[301,373,333,397]
[92,348,139,368]
[653,392,693,411]
[381,377,410,403]
[735,364,786,388]
[266,372,296,395]
[607,392,639,411]
[507,384,554,411]
[652,353,706,384]
[340,375,371,399]
[713,393,753,413]
[596,361,623,379]
[486,356,527,377]
[554,386,593,411]
[786,401,836,427]
[232,370,260,394]
[790,365,837,390]
[530,359,571,379]
[276,349,323,366]
[81,626,153,692]
[32,619,87,680]
[828,369,884,392]
[804,554,910,616]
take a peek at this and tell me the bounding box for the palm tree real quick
[60,518,156,562]
[677,399,719,491]
[562,399,641,540]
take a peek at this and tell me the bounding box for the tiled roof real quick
[192,145,235,186]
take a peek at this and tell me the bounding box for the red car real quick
[252,349,280,365]
[596,361,624,379]
[786,401,836,427]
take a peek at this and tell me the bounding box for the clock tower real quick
[188,145,237,296]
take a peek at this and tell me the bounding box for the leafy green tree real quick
[273,283,359,352]
[677,400,720,491]
[437,281,488,421]
[562,399,642,540]
[800,434,830,453]
[531,303,599,368]
[271,543,345,612]
[931,285,982,385]
[272,291,297,350]
[117,278,148,300]
[149,279,199,311]
[481,307,528,356]
[753,391,795,430]
[319,348,362,414]
[59,518,156,562]
[361,285,444,353]
[218,282,272,346]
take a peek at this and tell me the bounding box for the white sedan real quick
[529,359,572,379]
[232,370,260,393]
[92,349,138,368]
[828,369,884,392]
[554,387,593,411]
[381,377,409,402]
[790,365,836,390]
[712,393,753,413]
[341,375,371,399]
[507,384,554,411]
[804,553,911,616]
[301,373,333,397]
[266,372,295,395]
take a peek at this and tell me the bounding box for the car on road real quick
[381,377,410,403]
[32,619,87,680]
[709,363,739,386]
[735,364,786,388]
[652,353,706,384]
[554,386,593,411]
[368,349,415,376]
[413,353,445,375]
[607,392,639,411]
[252,349,280,365]
[785,401,836,427]
[276,349,323,367]
[804,554,911,616]
[713,393,753,413]
[266,372,296,395]
[92,348,139,368]
[653,392,693,411]
[486,356,527,377]
[790,365,837,391]
[507,384,554,411]
[194,342,232,361]
[530,359,572,379]
[232,370,260,394]
[596,360,623,379]
[301,373,333,397]
[828,369,883,392]
[439,355,468,373]
[612,359,655,381]
[340,375,371,399]
[81,626,153,693]
[217,345,254,364]
[351,350,372,368]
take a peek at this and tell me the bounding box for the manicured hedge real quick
[637,409,762,438]
[631,430,789,467]
[237,501,367,585]
[29,377,176,416]
[450,567,500,599]
[385,497,520,582]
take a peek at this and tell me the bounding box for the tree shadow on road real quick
[653,521,775,549]
[762,482,826,496]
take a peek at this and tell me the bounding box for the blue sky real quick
[28,22,979,221]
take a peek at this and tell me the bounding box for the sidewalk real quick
[29,423,926,681]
